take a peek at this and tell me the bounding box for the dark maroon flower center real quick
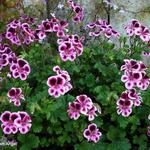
[75,7,80,13]
[125,100,131,106]
[85,130,90,136]
[50,78,57,86]
[9,89,16,96]
[89,125,96,131]
[133,73,140,79]
[2,113,10,122]
[18,60,26,67]
[57,77,63,85]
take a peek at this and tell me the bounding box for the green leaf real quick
[18,134,39,150]
[74,142,107,150]
[107,126,126,141]
[133,135,147,150]
[85,73,95,87]
[107,139,131,150]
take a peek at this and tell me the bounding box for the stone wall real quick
[23,0,150,34]
[79,0,150,34]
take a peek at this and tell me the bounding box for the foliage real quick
[0,36,150,149]
[0,0,150,150]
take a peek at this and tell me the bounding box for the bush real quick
[0,1,150,150]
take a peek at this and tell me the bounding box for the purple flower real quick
[0,111,20,134]
[135,25,150,42]
[68,101,81,120]
[10,58,31,80]
[67,0,84,23]
[87,19,120,39]
[35,18,68,40]
[125,19,150,42]
[0,44,16,70]
[76,94,93,115]
[86,106,98,121]
[58,34,84,61]
[142,51,150,57]
[136,73,150,90]
[124,19,141,36]
[128,89,142,106]
[14,111,32,134]
[83,123,102,143]
[117,92,133,117]
[68,94,100,120]
[5,19,35,45]
[0,111,32,135]
[117,89,142,117]
[121,59,149,90]
[47,66,72,98]
[7,87,25,106]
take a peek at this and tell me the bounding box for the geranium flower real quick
[7,87,25,106]
[47,66,72,98]
[83,123,102,143]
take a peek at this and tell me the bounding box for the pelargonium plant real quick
[0,0,150,148]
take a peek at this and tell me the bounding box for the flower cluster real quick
[83,123,102,143]
[86,19,120,38]
[7,87,25,106]
[0,44,31,80]
[6,19,35,45]
[118,58,150,117]
[35,18,68,40]
[68,94,101,121]
[68,95,102,142]
[0,44,16,70]
[67,0,84,23]
[121,59,150,90]
[117,89,142,117]
[9,58,31,80]
[125,19,150,42]
[0,111,32,134]
[47,66,72,98]
[57,34,84,61]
